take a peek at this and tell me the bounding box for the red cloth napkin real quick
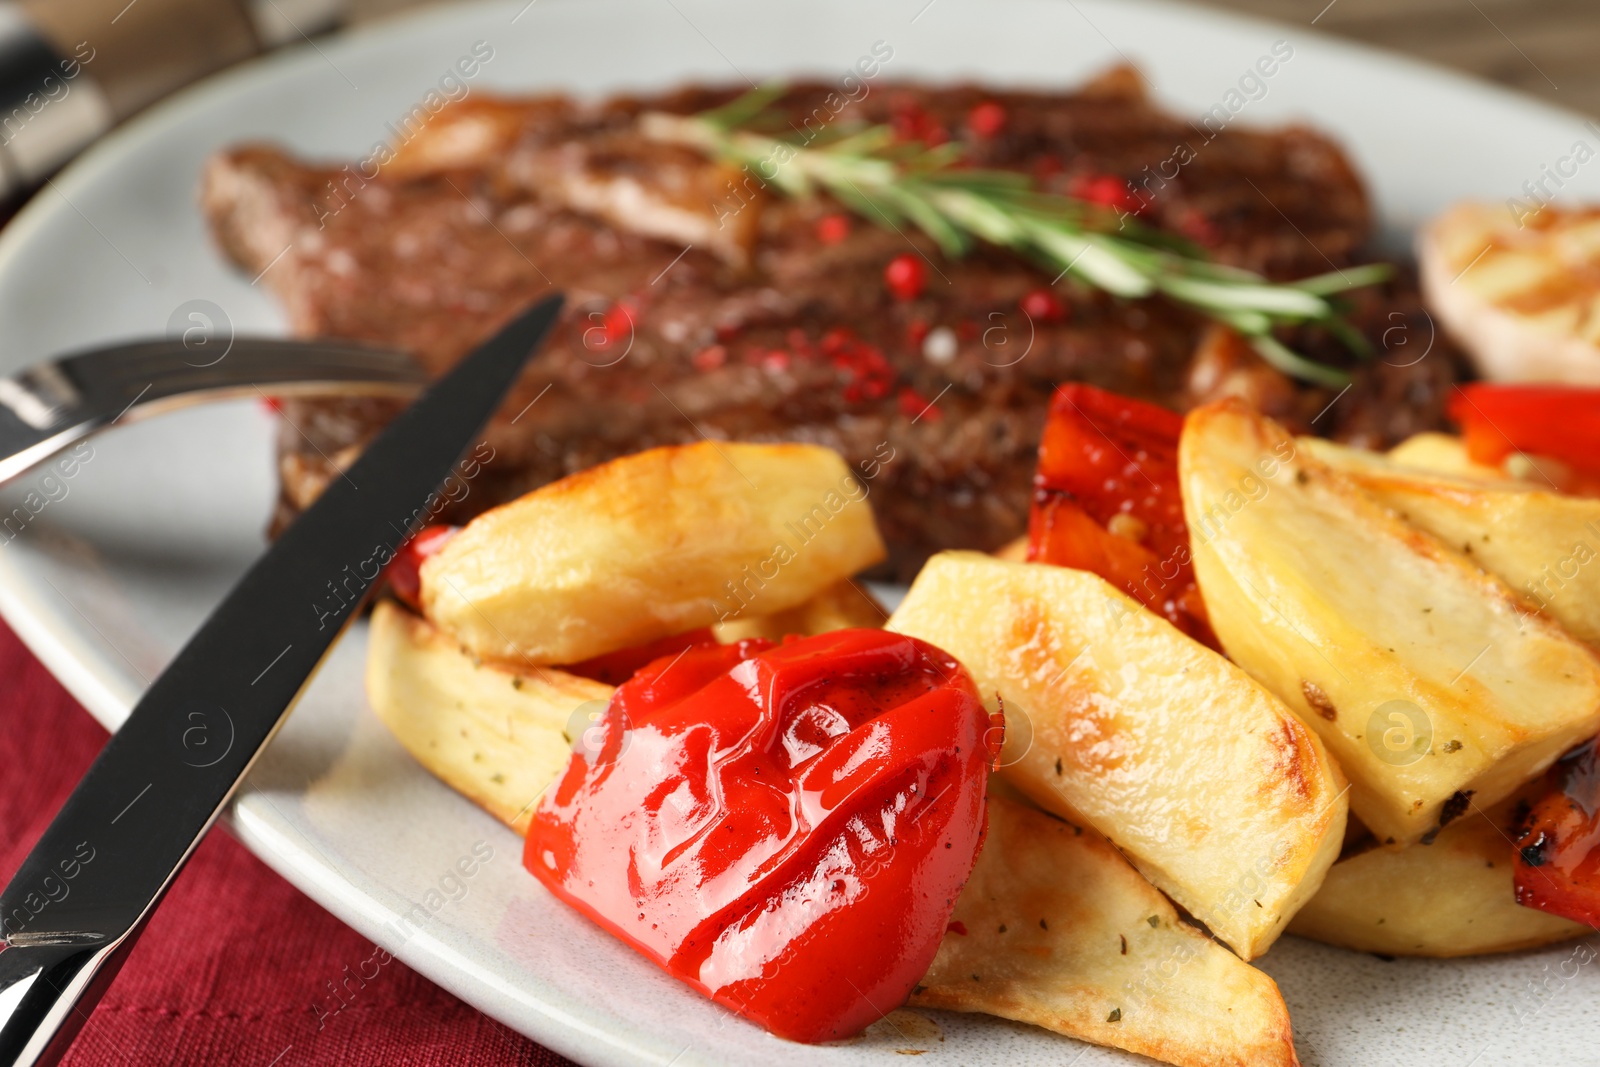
[0,618,578,1066]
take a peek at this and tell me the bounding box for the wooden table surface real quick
[347,0,1599,115]
[1202,0,1597,115]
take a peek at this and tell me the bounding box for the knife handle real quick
[0,934,138,1067]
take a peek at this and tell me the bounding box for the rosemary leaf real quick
[1209,307,1275,336]
[1027,227,1154,298]
[697,81,787,130]
[926,186,1027,245]
[1322,314,1375,358]
[1157,275,1331,318]
[642,84,1391,384]
[835,179,910,234]
[891,186,971,257]
[1250,335,1352,388]
[1291,263,1394,296]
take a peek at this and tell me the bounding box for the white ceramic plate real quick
[1,1,1596,1063]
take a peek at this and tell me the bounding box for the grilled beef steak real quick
[203,71,1465,579]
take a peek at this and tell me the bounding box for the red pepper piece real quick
[383,524,458,610]
[1030,493,1161,600]
[1514,739,1600,926]
[1027,384,1216,647]
[1449,383,1600,485]
[563,628,720,686]
[525,630,997,1043]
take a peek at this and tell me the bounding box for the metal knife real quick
[0,293,565,1067]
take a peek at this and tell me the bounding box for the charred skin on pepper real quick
[1514,739,1600,926]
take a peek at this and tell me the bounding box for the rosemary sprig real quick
[642,88,1392,387]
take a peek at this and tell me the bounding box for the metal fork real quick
[0,337,426,485]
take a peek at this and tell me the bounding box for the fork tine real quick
[0,336,427,485]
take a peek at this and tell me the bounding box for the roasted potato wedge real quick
[1384,432,1582,488]
[710,578,884,642]
[913,795,1300,1067]
[1385,433,1509,481]
[366,600,613,835]
[888,551,1346,959]
[992,535,1030,562]
[421,442,885,665]
[1289,794,1587,957]
[1305,436,1600,647]
[1182,400,1600,846]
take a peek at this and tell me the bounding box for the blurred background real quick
[1216,0,1591,105]
[0,0,1589,210]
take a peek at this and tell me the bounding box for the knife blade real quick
[0,293,565,1067]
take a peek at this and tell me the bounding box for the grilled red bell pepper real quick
[1514,739,1600,926]
[383,524,458,610]
[1449,383,1600,489]
[525,629,997,1043]
[1027,384,1216,646]
[563,628,719,685]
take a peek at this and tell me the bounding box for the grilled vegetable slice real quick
[1290,794,1587,956]
[1420,200,1600,384]
[1304,435,1600,646]
[1027,384,1213,645]
[1181,399,1600,846]
[887,550,1346,959]
[421,441,886,666]
[1448,383,1600,493]
[525,630,994,1044]
[1513,739,1600,927]
[1384,432,1508,481]
[913,795,1300,1067]
[710,578,884,642]
[366,600,612,835]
